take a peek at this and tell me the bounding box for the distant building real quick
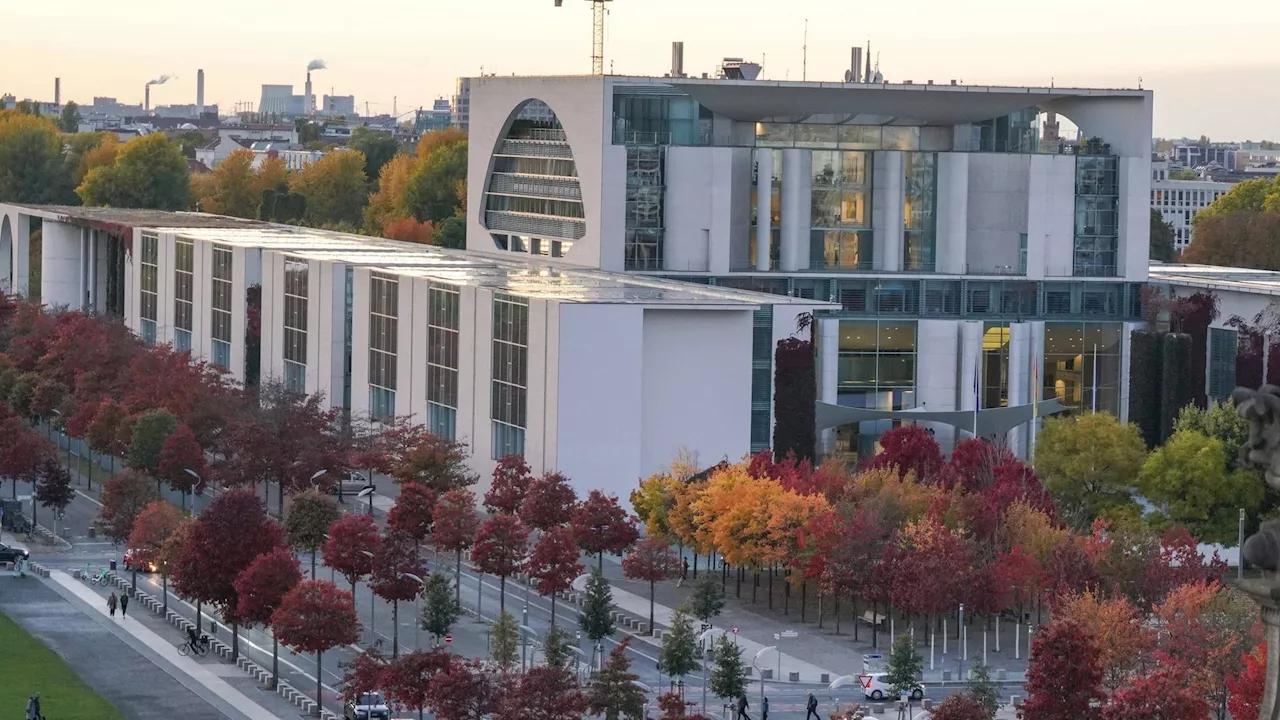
[1173,141,1238,171]
[416,98,453,133]
[195,136,252,168]
[153,104,219,119]
[252,148,324,171]
[451,78,471,130]
[259,85,305,117]
[322,95,356,118]
[1151,160,1234,251]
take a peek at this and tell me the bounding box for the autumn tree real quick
[98,469,159,544]
[290,148,368,227]
[272,580,360,714]
[490,609,519,671]
[340,647,388,707]
[471,514,529,613]
[1137,429,1263,544]
[234,546,302,688]
[708,635,747,705]
[587,638,646,720]
[33,456,73,529]
[572,489,639,571]
[1021,621,1103,720]
[426,657,500,720]
[349,127,402,187]
[126,408,178,479]
[78,133,190,210]
[1034,413,1146,528]
[484,454,533,515]
[370,530,426,657]
[171,488,286,661]
[495,665,588,720]
[127,501,184,613]
[419,571,462,643]
[931,695,990,720]
[1056,591,1152,693]
[322,513,381,600]
[622,536,678,635]
[869,424,944,482]
[404,139,468,224]
[363,154,419,235]
[0,111,72,204]
[433,489,480,606]
[1153,582,1256,719]
[526,525,582,626]
[284,489,342,578]
[86,399,128,474]
[519,471,578,531]
[631,471,680,541]
[195,149,261,218]
[1226,644,1265,720]
[1101,668,1207,720]
[156,422,205,507]
[382,648,453,718]
[387,430,476,491]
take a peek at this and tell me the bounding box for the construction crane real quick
[554,0,612,75]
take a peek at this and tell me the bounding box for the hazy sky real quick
[4,0,1277,140]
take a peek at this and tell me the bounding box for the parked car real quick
[344,692,390,720]
[0,542,30,563]
[122,548,157,573]
[863,673,925,701]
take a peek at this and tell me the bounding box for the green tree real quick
[967,664,999,719]
[290,148,368,227]
[1175,400,1250,470]
[127,408,178,475]
[587,639,646,720]
[435,215,466,249]
[0,111,72,203]
[1138,430,1264,544]
[708,635,747,704]
[194,149,261,218]
[59,101,82,134]
[885,633,923,696]
[490,610,519,671]
[419,571,462,643]
[78,133,190,210]
[296,119,321,144]
[1194,178,1276,226]
[659,607,700,681]
[1150,209,1177,262]
[405,141,467,223]
[579,567,616,646]
[176,130,207,158]
[349,126,402,188]
[543,626,572,669]
[1034,413,1146,529]
[284,488,342,578]
[687,573,725,626]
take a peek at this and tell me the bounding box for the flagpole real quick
[974,348,981,441]
[1091,343,1098,413]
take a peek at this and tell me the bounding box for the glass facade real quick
[624,146,666,270]
[981,324,1011,409]
[810,151,873,270]
[1074,155,1119,277]
[211,244,233,370]
[139,232,158,345]
[612,93,711,146]
[368,272,398,422]
[491,293,528,459]
[283,257,308,395]
[1209,328,1238,403]
[967,109,1040,153]
[173,238,193,352]
[749,149,782,270]
[485,108,584,256]
[903,153,938,272]
[834,320,917,457]
[342,267,353,412]
[749,306,773,453]
[427,285,461,440]
[1042,322,1122,415]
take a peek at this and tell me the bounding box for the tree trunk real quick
[500,575,506,613]
[818,589,824,628]
[277,476,285,519]
[801,581,806,622]
[455,550,462,607]
[272,635,279,689]
[311,549,317,580]
[768,566,774,610]
[232,621,239,662]
[650,578,656,636]
[692,553,698,579]
[784,569,790,616]
[722,560,728,592]
[735,566,742,599]
[162,574,168,615]
[871,600,878,650]
[853,596,859,642]
[316,651,323,718]
[392,600,399,658]
[835,596,841,635]
[751,569,757,604]
[196,601,202,632]
[598,551,604,574]
[551,593,557,628]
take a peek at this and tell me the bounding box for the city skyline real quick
[3,0,1278,138]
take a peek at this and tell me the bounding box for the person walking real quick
[678,558,689,588]
[119,592,129,617]
[25,692,41,720]
[761,696,769,720]
[107,592,118,618]
[805,692,820,720]
[736,694,752,720]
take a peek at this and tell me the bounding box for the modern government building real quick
[8,69,1268,499]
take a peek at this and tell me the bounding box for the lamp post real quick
[182,468,201,514]
[361,550,376,645]
[632,681,653,719]
[753,646,777,713]
[698,628,720,716]
[357,483,376,516]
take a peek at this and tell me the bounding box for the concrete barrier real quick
[789,671,800,682]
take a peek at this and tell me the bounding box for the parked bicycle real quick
[86,567,110,586]
[178,627,212,657]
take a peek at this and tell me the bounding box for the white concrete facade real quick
[1150,161,1235,251]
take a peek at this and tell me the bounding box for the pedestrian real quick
[678,557,689,588]
[805,692,820,720]
[736,694,751,720]
[25,692,41,720]
[107,591,117,618]
[120,592,129,617]
[762,695,769,720]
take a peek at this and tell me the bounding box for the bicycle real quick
[90,568,110,586]
[178,635,211,657]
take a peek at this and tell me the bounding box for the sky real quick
[3,0,1278,140]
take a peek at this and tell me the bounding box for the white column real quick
[916,320,962,453]
[1007,323,1031,455]
[935,153,969,274]
[1027,321,1046,458]
[755,149,773,271]
[1120,320,1143,424]
[816,317,840,456]
[1118,156,1151,281]
[780,148,811,271]
[873,151,904,272]
[958,321,982,440]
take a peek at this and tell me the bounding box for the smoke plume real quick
[307,59,326,71]
[146,75,171,86]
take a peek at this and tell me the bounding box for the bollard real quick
[820,673,830,683]
[922,699,933,711]
[1011,696,1022,707]
[762,669,773,679]
[789,671,800,682]
[942,670,952,681]
[873,705,885,714]
[997,669,1006,681]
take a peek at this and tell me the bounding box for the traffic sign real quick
[731,626,739,635]
[857,674,873,689]
[780,630,799,638]
[444,635,453,644]
[701,623,712,632]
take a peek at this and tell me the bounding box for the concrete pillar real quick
[935,153,969,274]
[958,321,982,440]
[1118,156,1150,281]
[1120,320,1143,424]
[816,317,840,456]
[1007,322,1031,455]
[1027,321,1046,458]
[873,151,904,272]
[780,149,811,271]
[755,150,773,272]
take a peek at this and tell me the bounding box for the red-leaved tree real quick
[322,513,382,602]
[495,666,587,720]
[867,424,943,482]
[86,398,128,475]
[156,422,205,508]
[1021,620,1103,720]
[1227,643,1266,720]
[526,525,583,627]
[234,546,302,688]
[381,648,453,718]
[98,469,159,545]
[434,489,480,607]
[471,514,529,613]
[126,499,184,613]
[1101,668,1208,720]
[388,429,477,492]
[570,490,639,572]
[930,695,990,720]
[370,530,427,658]
[340,647,388,705]
[426,657,501,720]
[272,580,361,715]
[387,483,437,550]
[519,471,578,532]
[622,536,678,636]
[484,455,532,515]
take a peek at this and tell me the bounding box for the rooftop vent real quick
[720,58,761,81]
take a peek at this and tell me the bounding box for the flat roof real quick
[15,205,826,308]
[1149,263,1280,296]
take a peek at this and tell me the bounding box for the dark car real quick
[0,542,30,563]
[344,692,390,720]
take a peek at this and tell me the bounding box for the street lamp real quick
[361,550,376,645]
[632,681,653,719]
[357,483,376,516]
[183,468,200,514]
[698,628,721,716]
[308,468,327,489]
[404,572,426,650]
[752,646,777,713]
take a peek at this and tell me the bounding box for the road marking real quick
[76,489,102,507]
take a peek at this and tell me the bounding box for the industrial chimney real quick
[54,78,60,107]
[671,42,685,77]
[850,48,863,84]
[196,69,205,117]
[305,71,313,115]
[145,84,150,113]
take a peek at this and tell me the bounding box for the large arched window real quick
[482,100,585,258]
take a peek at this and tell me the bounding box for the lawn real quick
[0,610,128,720]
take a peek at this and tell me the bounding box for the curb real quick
[101,571,340,720]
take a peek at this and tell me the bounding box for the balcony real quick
[497,140,574,159]
[484,211,585,240]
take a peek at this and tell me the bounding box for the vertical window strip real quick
[427,285,461,439]
[491,293,528,458]
[283,257,309,393]
[368,272,399,420]
[210,244,233,369]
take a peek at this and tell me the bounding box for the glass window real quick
[210,245,233,370]
[140,233,159,333]
[903,153,938,271]
[174,239,193,344]
[982,324,1011,409]
[834,320,918,459]
[882,127,920,151]
[369,272,398,421]
[794,125,839,149]
[839,126,882,150]
[1209,328,1238,402]
[756,122,795,148]
[492,293,529,460]
[1042,322,1122,415]
[427,285,460,439]
[283,257,308,388]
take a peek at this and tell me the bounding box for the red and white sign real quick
[731,626,739,635]
[444,635,453,644]
[856,675,873,689]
